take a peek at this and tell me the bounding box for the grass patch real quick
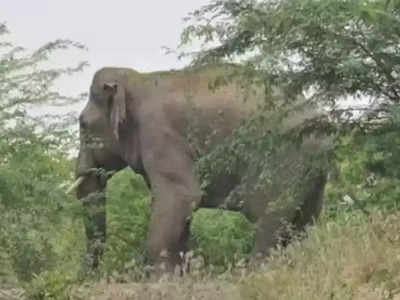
[241,211,400,300]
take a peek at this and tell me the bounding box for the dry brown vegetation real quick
[242,211,400,300]
[2,211,400,299]
[31,211,397,300]
[69,279,241,300]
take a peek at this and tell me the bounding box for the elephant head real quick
[77,71,130,174]
[74,70,131,269]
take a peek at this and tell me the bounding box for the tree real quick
[0,23,88,285]
[181,0,400,121]
[180,0,400,214]
[0,22,88,139]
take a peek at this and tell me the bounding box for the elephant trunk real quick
[75,147,107,270]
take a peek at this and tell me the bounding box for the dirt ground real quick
[69,279,242,300]
[0,288,25,300]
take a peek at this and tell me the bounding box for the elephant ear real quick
[104,82,126,141]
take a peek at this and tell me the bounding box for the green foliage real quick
[0,23,87,289]
[29,270,75,300]
[0,127,80,283]
[191,209,254,266]
[0,23,87,133]
[182,0,400,116]
[326,108,400,216]
[103,170,151,273]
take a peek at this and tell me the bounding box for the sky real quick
[3,0,210,114]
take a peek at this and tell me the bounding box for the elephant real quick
[72,64,330,271]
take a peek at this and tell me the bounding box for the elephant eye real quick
[103,82,117,92]
[79,115,88,130]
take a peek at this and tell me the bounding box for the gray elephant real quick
[72,64,330,271]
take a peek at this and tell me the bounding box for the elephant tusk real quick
[66,176,85,194]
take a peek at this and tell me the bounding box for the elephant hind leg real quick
[252,208,297,257]
[253,172,327,257]
[293,172,327,231]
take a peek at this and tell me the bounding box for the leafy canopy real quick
[0,23,88,138]
[181,0,400,120]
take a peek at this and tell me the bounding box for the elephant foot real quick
[144,249,198,278]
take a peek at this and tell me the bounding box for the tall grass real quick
[241,211,400,300]
[45,211,400,300]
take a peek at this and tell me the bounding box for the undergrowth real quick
[242,210,400,300]
[20,210,400,300]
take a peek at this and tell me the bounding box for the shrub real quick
[102,169,151,274]
[241,211,400,300]
[191,209,254,267]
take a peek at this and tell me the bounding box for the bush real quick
[28,270,75,300]
[325,121,400,217]
[103,169,151,274]
[0,128,83,283]
[241,211,400,300]
[191,209,254,267]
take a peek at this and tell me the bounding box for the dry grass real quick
[241,211,400,300]
[64,212,400,299]
[69,278,241,300]
[8,211,400,300]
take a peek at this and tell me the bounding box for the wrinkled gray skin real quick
[76,65,328,271]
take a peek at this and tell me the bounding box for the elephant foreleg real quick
[139,122,202,272]
[146,192,193,271]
